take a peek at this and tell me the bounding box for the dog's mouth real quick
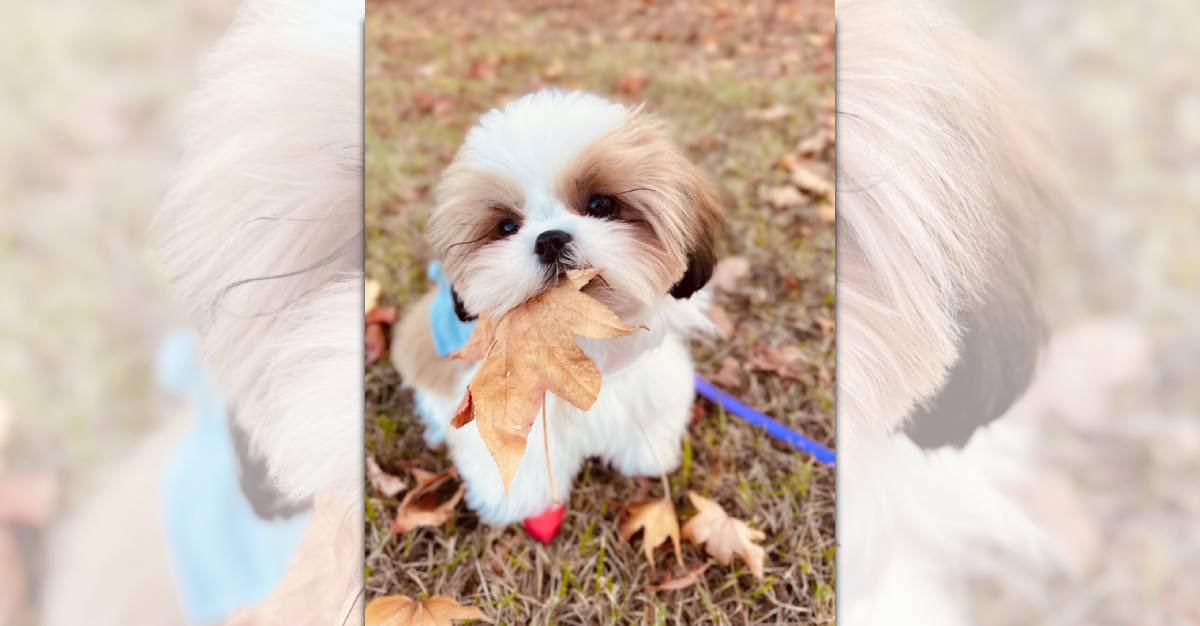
[537,262,611,297]
[580,273,610,298]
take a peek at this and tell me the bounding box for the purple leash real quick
[694,375,836,465]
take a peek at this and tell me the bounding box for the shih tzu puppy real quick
[392,90,721,529]
[837,0,1063,623]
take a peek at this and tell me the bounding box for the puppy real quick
[836,0,1062,623]
[392,90,721,527]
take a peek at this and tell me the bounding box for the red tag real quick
[522,503,565,544]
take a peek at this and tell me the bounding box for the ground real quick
[364,1,836,624]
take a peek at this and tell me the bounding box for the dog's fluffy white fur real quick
[393,90,720,524]
[837,0,1061,622]
[152,0,364,511]
[44,1,365,624]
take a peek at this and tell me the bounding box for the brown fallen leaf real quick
[710,357,742,389]
[365,594,493,626]
[366,455,406,498]
[412,90,437,114]
[764,185,804,209]
[451,268,639,490]
[796,129,835,157]
[761,345,806,368]
[366,323,387,364]
[391,468,465,534]
[743,105,790,122]
[646,562,711,592]
[541,59,565,80]
[746,344,809,381]
[788,163,834,198]
[709,256,750,292]
[365,278,382,314]
[706,305,735,339]
[682,491,767,579]
[619,496,683,570]
[466,55,500,80]
[366,305,397,326]
[616,69,649,97]
[817,200,836,224]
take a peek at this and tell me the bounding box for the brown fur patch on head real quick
[427,160,525,284]
[555,110,723,294]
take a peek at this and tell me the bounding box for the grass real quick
[365,0,835,623]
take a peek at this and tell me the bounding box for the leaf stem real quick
[542,392,559,503]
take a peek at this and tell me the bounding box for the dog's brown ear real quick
[670,163,723,300]
[904,271,1042,449]
[451,287,476,322]
[670,247,715,299]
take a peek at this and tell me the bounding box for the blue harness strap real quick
[158,331,309,624]
[427,260,476,356]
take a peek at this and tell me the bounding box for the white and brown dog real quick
[392,90,722,531]
[837,0,1063,623]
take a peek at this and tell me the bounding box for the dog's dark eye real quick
[497,218,519,237]
[585,194,618,219]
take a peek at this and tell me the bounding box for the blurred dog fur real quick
[41,1,364,624]
[837,0,1063,623]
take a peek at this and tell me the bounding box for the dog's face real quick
[428,91,720,321]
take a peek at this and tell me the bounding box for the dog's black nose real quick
[534,230,572,264]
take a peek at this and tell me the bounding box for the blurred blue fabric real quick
[428,260,476,356]
[157,331,310,624]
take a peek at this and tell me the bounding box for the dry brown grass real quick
[365,1,835,623]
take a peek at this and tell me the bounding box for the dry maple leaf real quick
[743,105,791,122]
[450,268,639,489]
[788,162,834,198]
[709,256,750,292]
[706,305,735,339]
[710,356,742,389]
[616,69,649,97]
[365,595,492,626]
[365,278,382,314]
[619,497,683,570]
[646,562,711,592]
[764,185,805,210]
[682,491,767,579]
[366,305,397,326]
[391,468,465,534]
[366,323,387,364]
[366,455,406,498]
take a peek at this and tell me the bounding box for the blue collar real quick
[158,331,309,624]
[427,260,475,356]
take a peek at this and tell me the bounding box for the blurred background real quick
[0,0,236,622]
[941,0,1200,623]
[364,0,834,623]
